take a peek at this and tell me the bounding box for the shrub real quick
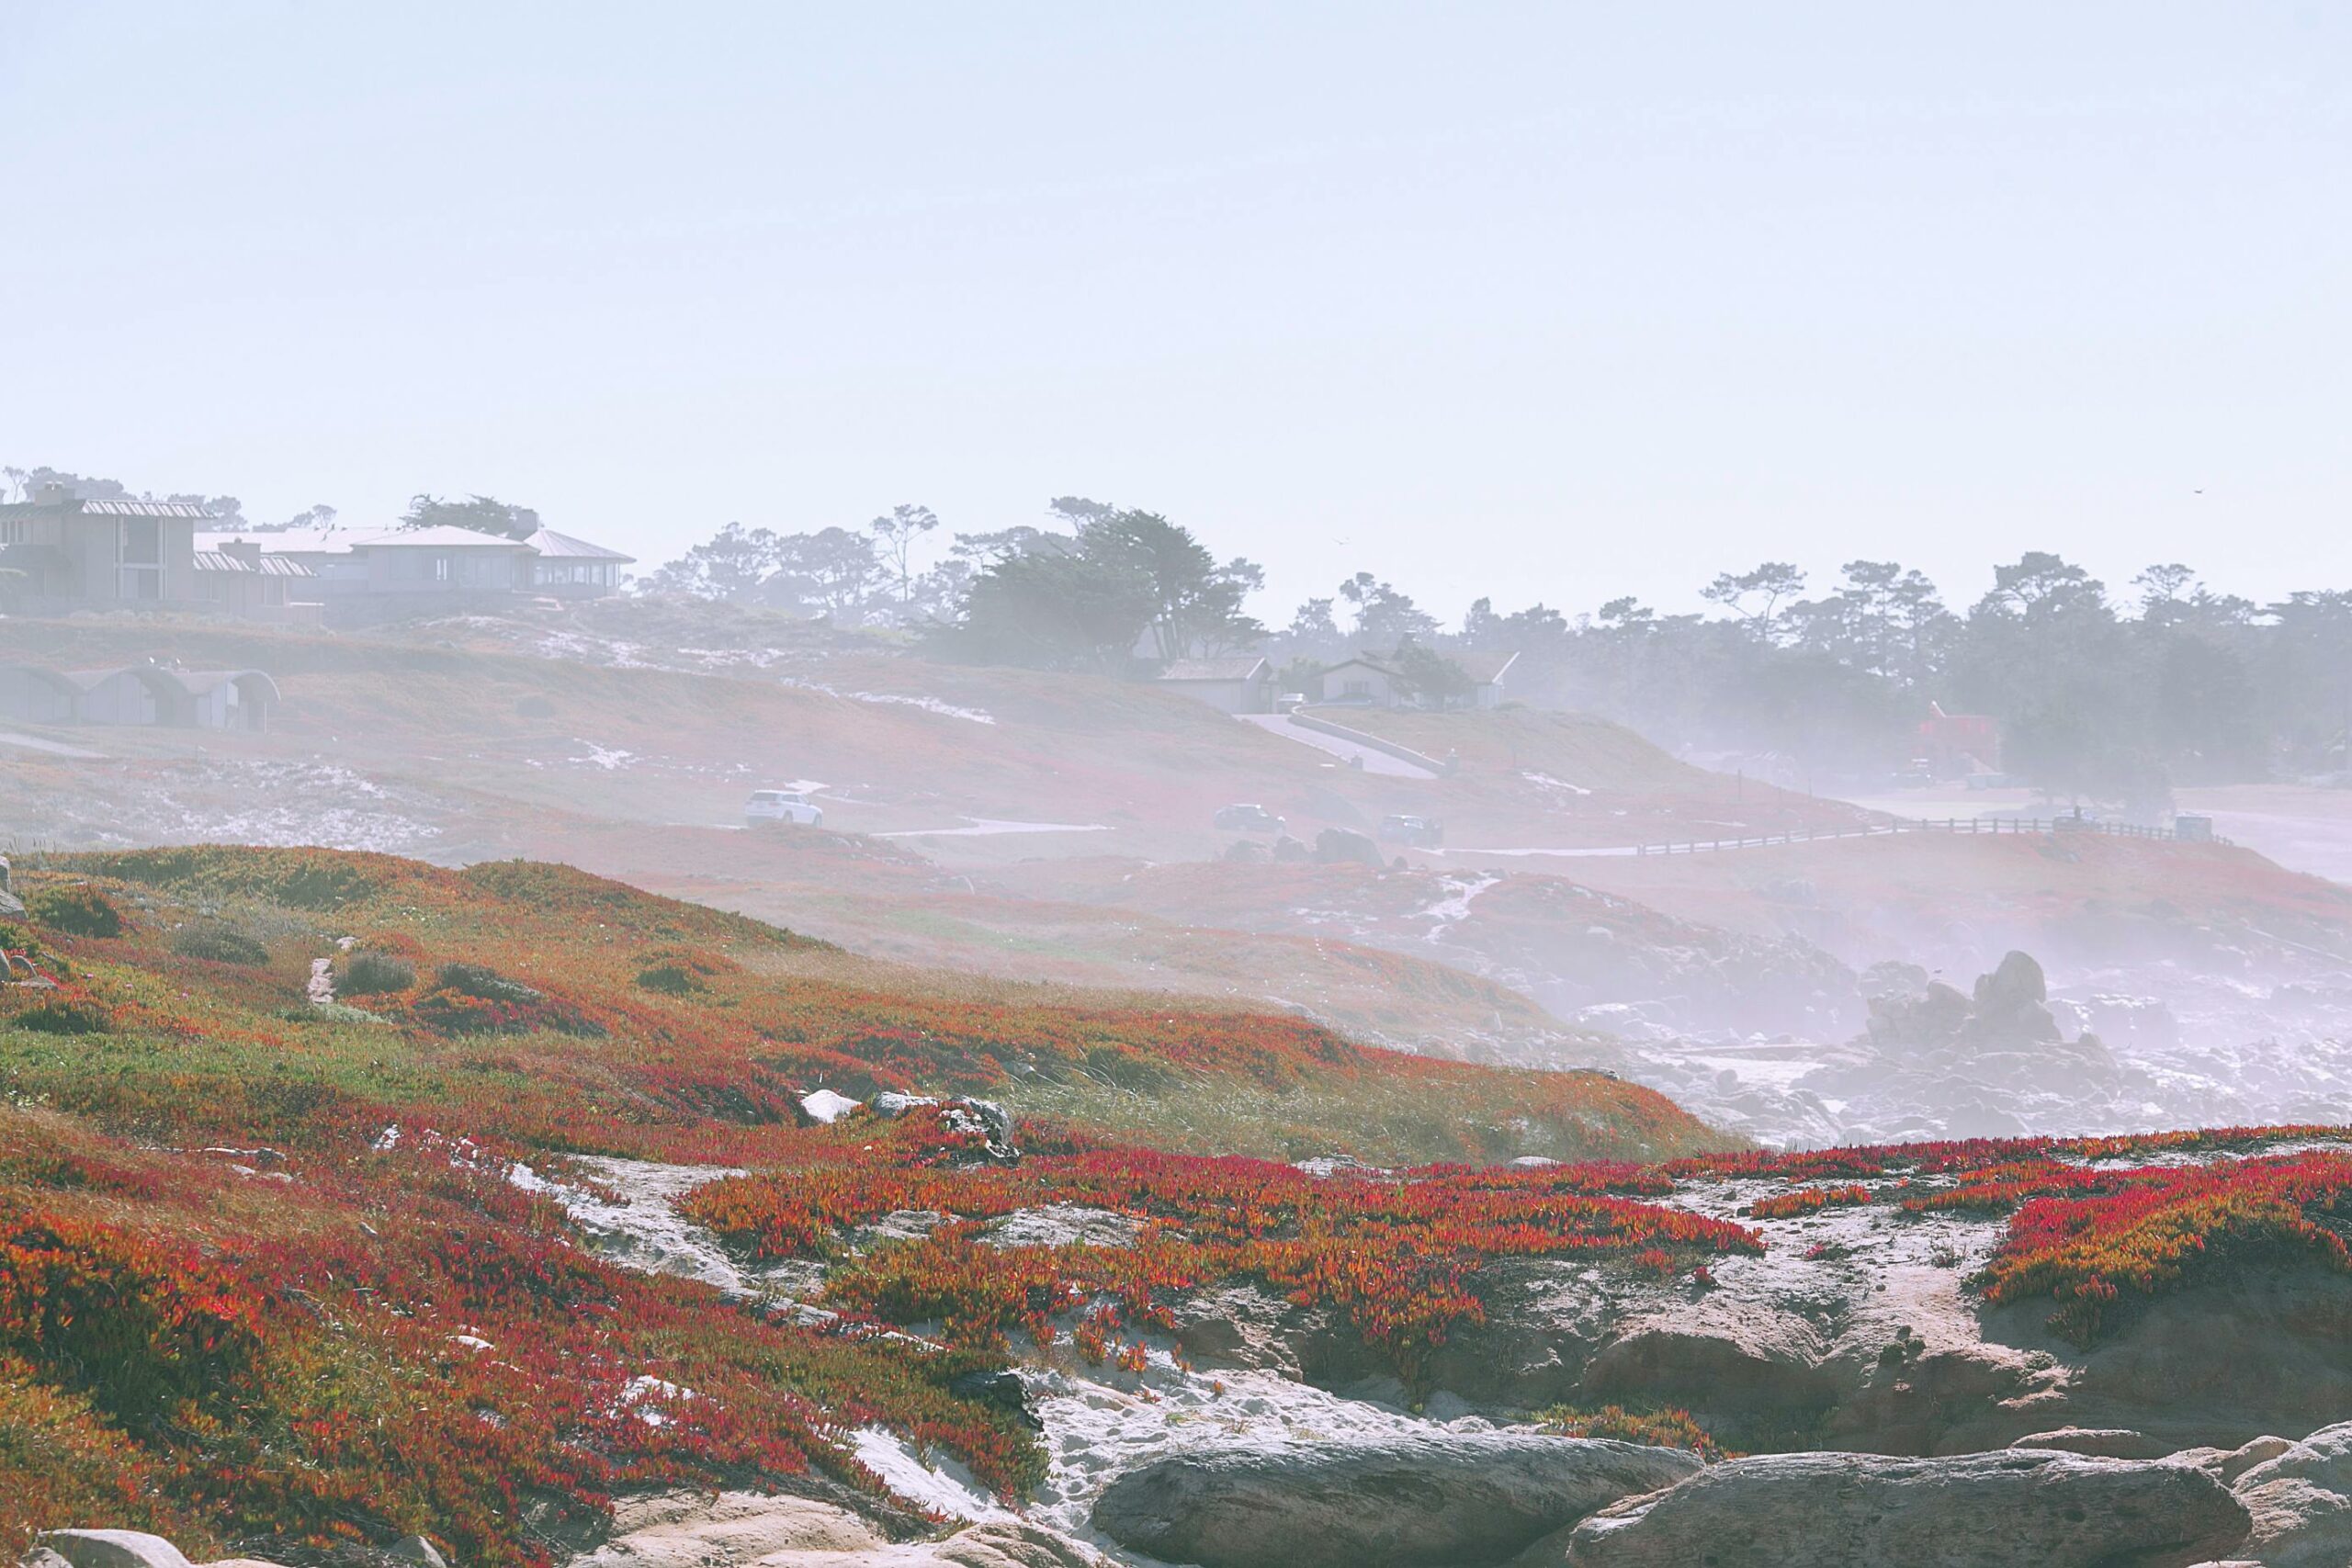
[636,963,706,996]
[1539,1403,1736,1461]
[26,886,121,940]
[434,962,541,1004]
[0,1359,195,1557]
[1746,1184,1873,1220]
[10,999,110,1035]
[339,951,416,996]
[169,925,271,966]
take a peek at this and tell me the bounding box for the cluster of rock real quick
[20,1498,1102,1568]
[1078,1419,2352,1567]
[28,1417,2352,1568]
[1789,950,2128,1141]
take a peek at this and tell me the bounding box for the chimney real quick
[220,539,263,567]
[32,481,69,506]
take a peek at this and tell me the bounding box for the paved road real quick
[1236,713,1438,778]
[0,729,102,759]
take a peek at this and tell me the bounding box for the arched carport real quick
[74,666,193,727]
[180,670,282,731]
[0,665,85,725]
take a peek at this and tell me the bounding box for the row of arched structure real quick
[0,664,281,731]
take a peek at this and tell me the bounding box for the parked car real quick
[745,789,823,827]
[1378,813,1444,847]
[1214,803,1285,834]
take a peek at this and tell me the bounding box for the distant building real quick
[0,661,281,730]
[194,541,321,625]
[1461,651,1519,709]
[197,521,634,626]
[1316,650,1519,711]
[521,527,636,598]
[1917,702,2001,774]
[1156,656,1275,714]
[0,483,209,612]
[1318,656,1404,708]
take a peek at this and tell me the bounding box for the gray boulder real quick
[37,1534,193,1568]
[1091,1432,1699,1568]
[2227,1421,2352,1568]
[1548,1450,2248,1568]
[2011,1426,2175,1460]
[1311,828,1383,868]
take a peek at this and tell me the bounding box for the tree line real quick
[16,463,2344,793]
[1407,555,2349,796]
[640,504,2352,794]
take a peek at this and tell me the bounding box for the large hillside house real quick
[196,522,634,626]
[0,484,209,613]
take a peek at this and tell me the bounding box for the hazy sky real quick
[4,3,2346,623]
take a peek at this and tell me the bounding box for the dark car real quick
[1378,813,1444,847]
[1214,803,1285,834]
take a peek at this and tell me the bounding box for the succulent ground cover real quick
[0,846,1726,1562]
[1677,1131,2352,1341]
[2,845,2346,1563]
[685,1134,1758,1379]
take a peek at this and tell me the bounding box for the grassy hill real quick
[0,619,1876,861]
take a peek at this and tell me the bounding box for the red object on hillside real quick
[1917,703,2001,773]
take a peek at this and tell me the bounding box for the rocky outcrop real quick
[2011,1427,2177,1460]
[36,1535,193,1568]
[22,1495,1101,1568]
[572,1491,1102,1567]
[1540,1450,2249,1568]
[1800,949,2132,1141]
[1091,1433,1699,1568]
[1172,1280,1397,1393]
[2219,1421,2352,1568]
[1576,1297,1838,1441]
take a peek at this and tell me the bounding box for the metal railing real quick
[1631,816,2230,856]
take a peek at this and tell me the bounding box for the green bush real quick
[169,926,270,967]
[433,962,541,1004]
[26,887,122,940]
[12,999,111,1035]
[635,963,705,996]
[337,951,415,996]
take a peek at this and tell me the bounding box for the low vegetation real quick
[0,845,1728,1561]
[3,845,2344,1561]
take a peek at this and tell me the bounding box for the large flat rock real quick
[1543,1450,2249,1568]
[1091,1431,1699,1568]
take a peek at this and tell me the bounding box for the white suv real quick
[745,789,823,827]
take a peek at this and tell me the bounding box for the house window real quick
[1343,679,1371,697]
[433,555,451,582]
[0,520,23,546]
[119,519,164,601]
